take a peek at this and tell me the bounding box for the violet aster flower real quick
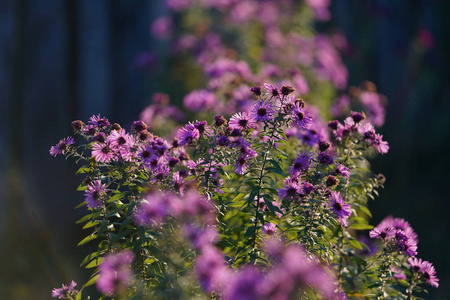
[229,112,257,131]
[134,195,168,227]
[372,133,389,154]
[49,136,75,156]
[369,226,394,240]
[302,181,315,195]
[350,111,366,123]
[336,163,350,178]
[408,258,439,288]
[194,120,212,136]
[196,246,230,293]
[420,261,439,287]
[183,224,218,250]
[250,85,262,96]
[89,114,110,127]
[251,100,275,122]
[262,223,277,235]
[51,280,78,299]
[390,266,406,280]
[289,151,312,177]
[183,89,217,112]
[318,152,334,165]
[290,102,313,129]
[107,129,132,148]
[394,230,418,256]
[278,177,303,200]
[263,83,281,98]
[234,154,250,175]
[84,180,106,209]
[224,266,262,300]
[92,132,106,143]
[329,191,351,226]
[92,142,116,163]
[408,257,426,273]
[97,250,134,296]
[176,123,201,146]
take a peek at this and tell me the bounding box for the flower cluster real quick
[51,83,437,299]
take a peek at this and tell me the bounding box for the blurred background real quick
[0,0,449,299]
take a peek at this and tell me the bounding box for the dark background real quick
[0,0,448,299]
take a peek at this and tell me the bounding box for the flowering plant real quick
[51,83,437,299]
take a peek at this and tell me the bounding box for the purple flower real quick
[350,111,366,123]
[234,154,250,175]
[262,223,277,235]
[92,142,116,163]
[290,102,313,129]
[229,112,257,131]
[329,191,351,226]
[250,85,262,96]
[302,181,315,195]
[251,100,275,122]
[49,136,75,156]
[183,89,217,112]
[176,123,201,146]
[84,180,106,209]
[390,266,406,280]
[151,16,173,39]
[224,266,262,300]
[92,132,106,143]
[278,177,303,200]
[132,120,148,132]
[369,226,394,240]
[336,163,350,178]
[97,250,134,296]
[318,152,334,165]
[134,194,168,227]
[372,133,389,154]
[183,224,218,250]
[395,230,418,256]
[370,216,418,256]
[89,114,110,127]
[107,129,132,148]
[263,83,281,98]
[51,281,77,299]
[360,91,385,127]
[421,261,439,287]
[289,151,312,177]
[408,257,439,287]
[196,246,230,293]
[150,164,170,182]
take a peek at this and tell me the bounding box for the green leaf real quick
[77,182,87,191]
[78,234,98,246]
[80,252,99,267]
[244,226,256,237]
[74,201,86,209]
[76,214,91,224]
[349,239,363,250]
[247,186,261,204]
[85,257,104,269]
[268,159,284,175]
[75,167,90,174]
[359,205,372,218]
[82,221,100,229]
[107,192,124,203]
[231,193,246,203]
[75,290,82,300]
[350,223,374,230]
[83,274,99,288]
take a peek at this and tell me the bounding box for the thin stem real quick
[250,121,279,261]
